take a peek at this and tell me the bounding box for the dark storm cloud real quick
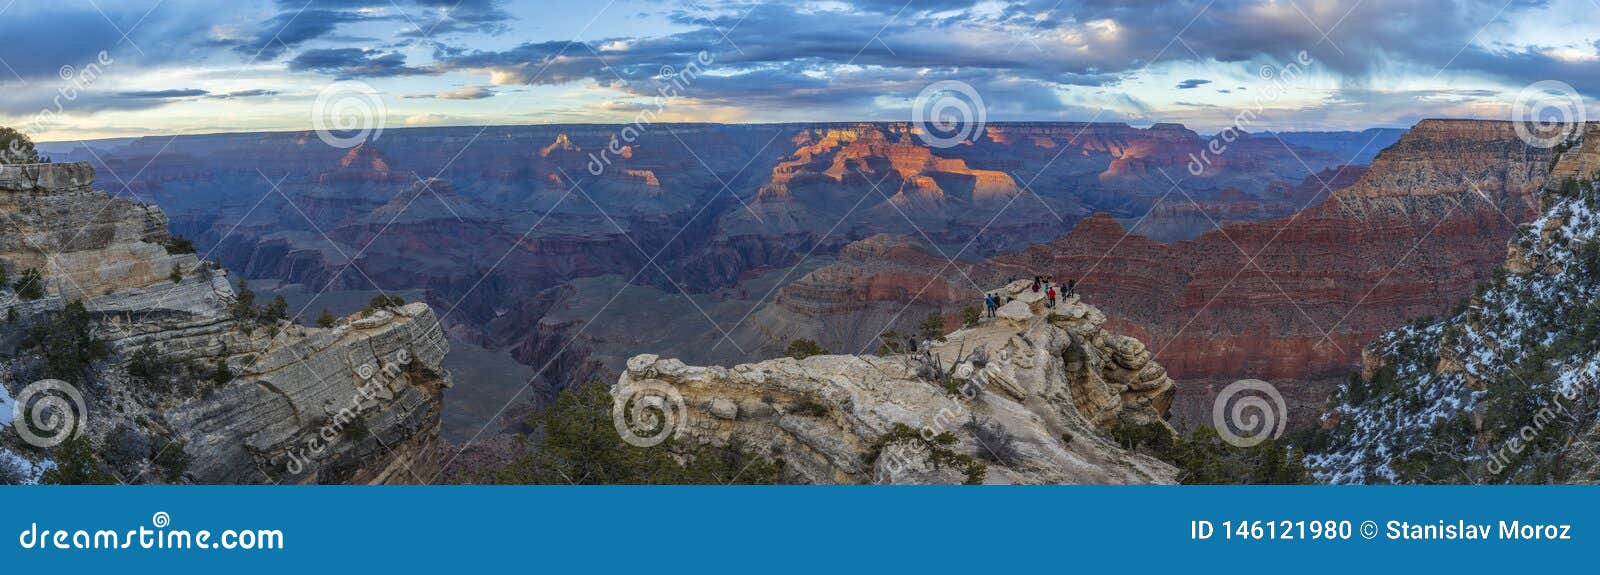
[1176,79,1212,90]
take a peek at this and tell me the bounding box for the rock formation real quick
[616,280,1178,484]
[1309,123,1600,483]
[0,162,452,484]
[987,119,1556,431]
[737,234,987,356]
[725,119,1555,435]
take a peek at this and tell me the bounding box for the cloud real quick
[398,0,514,37]
[116,89,210,99]
[404,112,454,126]
[0,4,215,81]
[6,0,1600,132]
[220,9,369,61]
[289,48,430,78]
[404,86,496,100]
[227,0,513,57]
[209,89,279,99]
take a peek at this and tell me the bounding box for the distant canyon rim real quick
[40,118,1538,439]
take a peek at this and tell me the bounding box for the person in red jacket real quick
[1046,285,1057,308]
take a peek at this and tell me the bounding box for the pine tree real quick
[14,268,44,300]
[917,313,948,343]
[38,436,115,485]
[785,338,827,360]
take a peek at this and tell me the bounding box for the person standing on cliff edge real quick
[1066,278,1076,298]
[984,293,998,317]
[1046,285,1057,308]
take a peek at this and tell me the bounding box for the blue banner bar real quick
[0,486,1589,572]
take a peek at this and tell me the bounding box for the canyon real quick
[41,121,1371,442]
[742,119,1554,432]
[11,118,1550,482]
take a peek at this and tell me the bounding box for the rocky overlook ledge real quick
[617,280,1179,484]
[1,162,451,484]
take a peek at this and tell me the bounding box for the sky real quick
[1,0,1596,141]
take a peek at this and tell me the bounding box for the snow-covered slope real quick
[1308,127,1600,483]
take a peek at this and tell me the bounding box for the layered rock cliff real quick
[1309,124,1600,483]
[737,234,988,356]
[617,280,1178,484]
[0,162,452,484]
